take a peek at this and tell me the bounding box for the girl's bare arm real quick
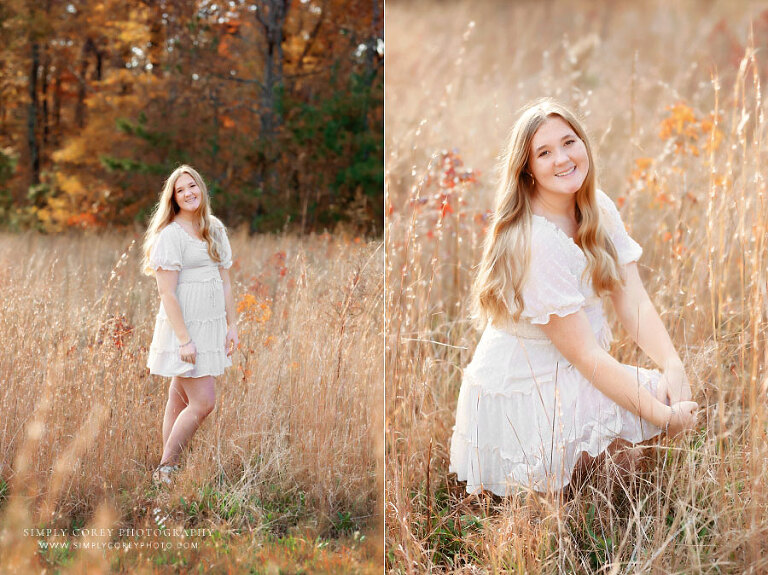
[609,263,692,402]
[610,263,681,368]
[538,309,673,427]
[219,267,239,356]
[155,269,189,343]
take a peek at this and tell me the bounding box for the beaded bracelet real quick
[664,405,676,435]
[180,339,193,347]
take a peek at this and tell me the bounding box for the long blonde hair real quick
[142,165,226,275]
[472,98,622,327]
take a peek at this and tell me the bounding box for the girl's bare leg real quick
[160,375,216,466]
[162,377,189,448]
[605,438,640,476]
[569,437,658,493]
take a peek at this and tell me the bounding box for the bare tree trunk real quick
[41,47,49,149]
[255,0,291,141]
[75,38,91,128]
[365,0,381,82]
[253,0,291,206]
[28,41,40,186]
[147,2,163,75]
[74,37,102,129]
[95,46,103,81]
[296,0,326,71]
[208,86,222,182]
[53,70,61,142]
[360,1,382,140]
[41,0,52,152]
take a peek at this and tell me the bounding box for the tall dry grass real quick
[0,229,383,572]
[386,1,768,572]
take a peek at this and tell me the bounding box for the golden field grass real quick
[0,229,383,573]
[386,0,768,572]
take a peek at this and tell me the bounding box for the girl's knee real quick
[194,396,216,418]
[178,376,216,417]
[169,381,188,402]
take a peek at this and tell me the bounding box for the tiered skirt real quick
[147,269,231,378]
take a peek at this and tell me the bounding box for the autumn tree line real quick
[0,0,383,233]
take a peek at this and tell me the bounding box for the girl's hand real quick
[225,325,239,357]
[665,400,699,436]
[180,340,197,364]
[656,360,692,405]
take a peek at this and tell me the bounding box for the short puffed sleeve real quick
[214,223,233,269]
[596,189,643,265]
[520,224,586,325]
[150,224,183,271]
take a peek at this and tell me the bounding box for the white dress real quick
[146,220,233,378]
[449,190,663,495]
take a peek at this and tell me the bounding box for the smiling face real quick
[528,115,589,202]
[173,172,201,216]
